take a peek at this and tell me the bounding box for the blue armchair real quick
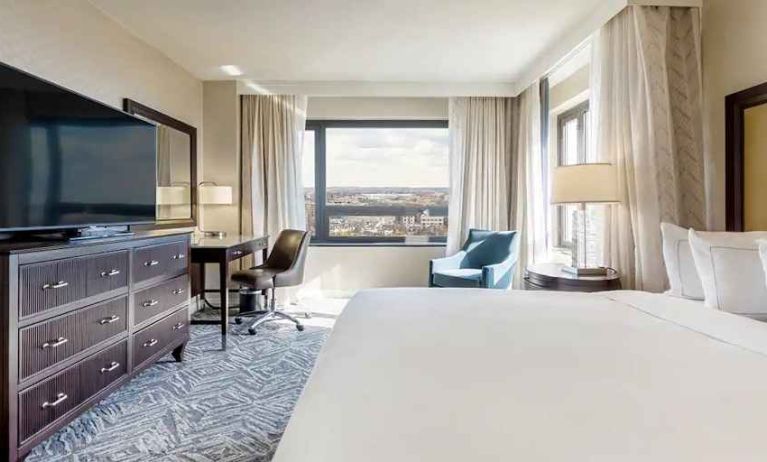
[429,229,519,289]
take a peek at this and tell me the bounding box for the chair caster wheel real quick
[304,312,312,319]
[235,317,243,324]
[296,324,304,332]
[248,327,257,335]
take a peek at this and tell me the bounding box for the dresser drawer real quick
[132,275,189,327]
[86,251,129,297]
[19,259,87,319]
[80,340,128,399]
[19,297,128,381]
[132,241,188,284]
[132,307,189,369]
[18,364,82,443]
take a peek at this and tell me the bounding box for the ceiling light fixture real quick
[220,65,243,76]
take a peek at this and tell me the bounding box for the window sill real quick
[310,242,446,248]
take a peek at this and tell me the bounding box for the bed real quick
[274,288,767,461]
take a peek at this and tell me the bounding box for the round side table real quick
[524,262,621,292]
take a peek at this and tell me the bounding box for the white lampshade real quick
[198,184,233,205]
[156,186,189,205]
[551,163,620,204]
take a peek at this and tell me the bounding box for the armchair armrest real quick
[481,255,518,289]
[429,251,467,286]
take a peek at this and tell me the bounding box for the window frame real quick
[554,101,590,249]
[304,119,449,246]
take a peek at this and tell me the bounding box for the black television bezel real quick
[0,60,158,233]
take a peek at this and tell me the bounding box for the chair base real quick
[234,288,304,335]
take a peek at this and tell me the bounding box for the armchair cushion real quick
[432,269,483,288]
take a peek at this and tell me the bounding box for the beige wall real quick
[297,246,445,299]
[702,0,767,230]
[550,65,590,111]
[0,0,202,139]
[307,97,448,120]
[201,81,240,235]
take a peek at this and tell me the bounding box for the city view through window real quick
[303,124,449,242]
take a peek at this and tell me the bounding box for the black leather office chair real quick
[232,229,310,335]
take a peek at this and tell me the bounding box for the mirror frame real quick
[123,98,197,229]
[725,81,767,231]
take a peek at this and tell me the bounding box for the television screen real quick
[0,62,156,232]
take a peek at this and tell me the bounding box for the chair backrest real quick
[266,229,310,285]
[461,228,518,268]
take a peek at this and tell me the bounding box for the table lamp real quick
[550,163,620,276]
[198,182,233,238]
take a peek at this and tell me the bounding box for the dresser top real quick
[0,229,192,255]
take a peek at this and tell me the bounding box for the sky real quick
[302,127,449,188]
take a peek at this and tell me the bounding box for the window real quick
[302,120,449,244]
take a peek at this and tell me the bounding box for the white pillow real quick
[688,229,767,315]
[660,223,704,300]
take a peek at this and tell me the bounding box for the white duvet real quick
[274,289,767,461]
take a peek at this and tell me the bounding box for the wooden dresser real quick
[0,231,192,461]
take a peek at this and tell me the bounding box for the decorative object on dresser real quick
[550,163,620,276]
[189,234,269,349]
[0,231,192,462]
[524,262,621,292]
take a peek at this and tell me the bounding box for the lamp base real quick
[561,266,608,277]
[202,231,228,238]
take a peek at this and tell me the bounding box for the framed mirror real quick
[124,98,197,228]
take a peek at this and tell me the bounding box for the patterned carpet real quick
[26,319,332,462]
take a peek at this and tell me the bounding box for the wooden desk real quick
[190,234,268,349]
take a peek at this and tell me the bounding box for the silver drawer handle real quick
[99,315,120,325]
[100,269,121,278]
[172,288,185,295]
[172,254,185,260]
[41,392,68,409]
[143,338,158,348]
[42,281,68,290]
[173,322,185,331]
[142,300,159,307]
[231,250,243,256]
[100,361,120,373]
[41,337,68,349]
[144,260,160,267]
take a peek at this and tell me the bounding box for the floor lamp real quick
[550,163,620,276]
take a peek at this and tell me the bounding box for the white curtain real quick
[447,97,516,255]
[511,83,546,286]
[447,84,544,287]
[591,5,705,291]
[241,95,308,254]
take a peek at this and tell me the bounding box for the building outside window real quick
[302,120,449,244]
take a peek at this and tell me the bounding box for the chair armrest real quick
[429,251,466,286]
[430,251,466,273]
[482,255,519,289]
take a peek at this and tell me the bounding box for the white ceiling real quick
[89,0,606,88]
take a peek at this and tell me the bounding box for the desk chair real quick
[232,229,309,334]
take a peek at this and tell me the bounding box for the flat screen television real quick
[0,62,157,235]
